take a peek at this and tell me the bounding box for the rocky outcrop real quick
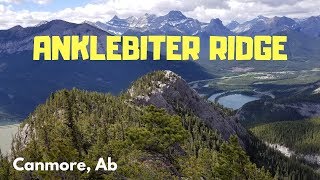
[128,70,249,144]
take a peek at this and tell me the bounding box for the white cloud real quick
[0,0,50,4]
[0,0,319,29]
[247,0,301,6]
[0,0,21,3]
[33,0,51,5]
[190,0,320,24]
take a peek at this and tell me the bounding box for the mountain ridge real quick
[3,70,319,179]
[2,11,320,39]
[5,70,272,179]
[83,11,320,38]
[0,20,110,54]
[127,70,248,143]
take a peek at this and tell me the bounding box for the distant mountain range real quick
[85,11,320,71]
[0,10,320,120]
[1,10,320,56]
[86,10,234,36]
[85,10,320,37]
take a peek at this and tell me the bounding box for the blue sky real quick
[11,0,90,12]
[0,0,319,29]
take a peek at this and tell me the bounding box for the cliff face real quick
[128,70,249,143]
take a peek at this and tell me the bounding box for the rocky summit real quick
[128,70,248,144]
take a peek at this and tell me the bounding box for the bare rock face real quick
[128,70,249,144]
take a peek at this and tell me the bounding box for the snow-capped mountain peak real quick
[165,10,187,21]
[110,15,120,21]
[226,20,240,30]
[297,16,320,37]
[209,18,224,26]
[200,18,233,35]
[36,20,49,27]
[81,12,320,38]
[108,15,129,26]
[126,16,139,25]
[233,15,297,35]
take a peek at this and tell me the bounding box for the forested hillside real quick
[251,118,320,154]
[0,71,319,179]
[0,89,271,179]
[239,81,320,128]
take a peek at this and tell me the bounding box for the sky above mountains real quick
[0,0,319,29]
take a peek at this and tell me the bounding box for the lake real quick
[208,93,260,110]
